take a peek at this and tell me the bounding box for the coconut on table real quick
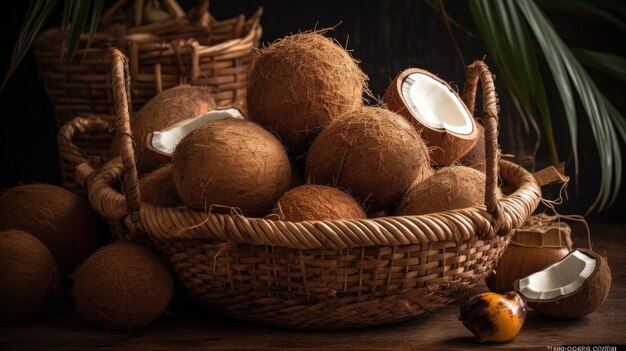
[0,230,61,322]
[515,249,611,319]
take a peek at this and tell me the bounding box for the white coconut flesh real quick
[401,72,474,135]
[148,107,244,156]
[517,250,597,300]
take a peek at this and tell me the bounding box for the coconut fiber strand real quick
[248,32,367,156]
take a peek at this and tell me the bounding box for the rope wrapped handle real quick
[57,115,112,187]
[111,48,142,223]
[461,60,506,235]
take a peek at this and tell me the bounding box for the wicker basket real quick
[36,0,262,194]
[73,51,541,329]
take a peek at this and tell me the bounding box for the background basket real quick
[79,51,541,330]
[36,0,262,194]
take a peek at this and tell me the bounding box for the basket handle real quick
[461,60,506,235]
[111,48,142,223]
[57,115,112,186]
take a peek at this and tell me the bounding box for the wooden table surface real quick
[1,223,624,350]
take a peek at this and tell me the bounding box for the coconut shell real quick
[247,32,367,156]
[306,106,433,211]
[395,166,485,216]
[517,249,611,319]
[72,242,173,330]
[0,230,61,322]
[272,185,366,222]
[459,121,486,173]
[0,184,98,274]
[139,164,180,207]
[110,85,216,174]
[486,214,573,293]
[172,118,291,217]
[383,68,478,166]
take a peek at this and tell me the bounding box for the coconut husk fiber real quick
[139,164,180,207]
[0,184,98,274]
[172,118,291,217]
[72,242,173,330]
[0,230,61,322]
[272,184,366,222]
[110,85,216,174]
[395,166,486,216]
[306,106,433,212]
[247,32,368,156]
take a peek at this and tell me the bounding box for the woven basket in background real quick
[36,0,262,193]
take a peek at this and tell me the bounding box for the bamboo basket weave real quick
[35,0,262,194]
[73,50,541,329]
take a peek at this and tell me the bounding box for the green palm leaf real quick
[572,49,626,82]
[1,0,57,90]
[467,0,626,211]
[535,0,626,30]
[2,0,105,89]
[470,0,558,165]
[516,0,625,211]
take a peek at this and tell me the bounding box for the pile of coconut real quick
[0,184,174,330]
[123,32,488,222]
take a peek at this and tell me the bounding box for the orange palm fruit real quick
[459,291,527,343]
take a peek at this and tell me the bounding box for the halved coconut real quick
[515,249,611,319]
[383,68,478,165]
[147,107,244,157]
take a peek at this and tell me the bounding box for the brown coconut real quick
[0,184,98,274]
[247,32,367,156]
[110,85,216,174]
[0,230,61,322]
[272,185,367,222]
[383,68,478,166]
[395,166,485,216]
[459,121,486,173]
[72,242,173,330]
[139,164,180,207]
[515,249,611,319]
[172,118,291,217]
[306,106,433,211]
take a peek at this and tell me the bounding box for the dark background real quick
[0,0,624,221]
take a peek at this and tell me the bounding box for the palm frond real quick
[85,0,105,56]
[1,0,105,89]
[470,0,559,165]
[535,0,626,30]
[1,0,57,90]
[572,49,626,82]
[515,0,625,211]
[66,0,90,64]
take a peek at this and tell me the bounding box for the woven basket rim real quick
[33,7,262,52]
[87,155,540,250]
